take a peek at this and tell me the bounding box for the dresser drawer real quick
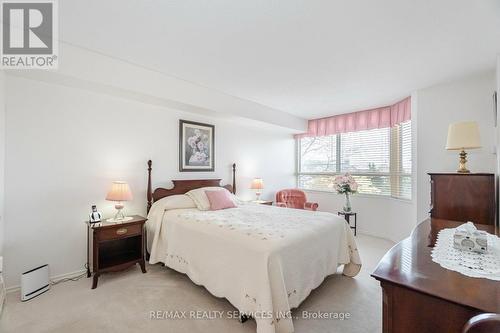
[96,224,142,241]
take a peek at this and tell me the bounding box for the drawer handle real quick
[116,228,128,235]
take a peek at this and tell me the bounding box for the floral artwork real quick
[179,120,214,171]
[186,129,209,164]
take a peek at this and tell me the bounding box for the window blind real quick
[399,121,412,199]
[297,121,412,199]
[299,135,337,173]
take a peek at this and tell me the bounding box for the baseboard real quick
[6,269,86,293]
[356,229,398,243]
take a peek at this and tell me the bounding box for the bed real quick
[145,160,361,333]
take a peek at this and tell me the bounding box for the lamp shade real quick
[445,121,481,150]
[250,178,264,190]
[105,181,133,202]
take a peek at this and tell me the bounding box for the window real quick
[297,121,412,199]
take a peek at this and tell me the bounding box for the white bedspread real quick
[147,203,361,333]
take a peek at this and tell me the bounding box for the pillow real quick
[186,187,234,211]
[147,194,196,218]
[205,190,237,210]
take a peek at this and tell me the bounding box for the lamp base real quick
[106,203,132,223]
[457,150,470,173]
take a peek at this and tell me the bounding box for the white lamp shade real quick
[445,121,481,150]
[105,181,133,202]
[250,178,264,190]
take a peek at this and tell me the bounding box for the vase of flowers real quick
[333,173,358,212]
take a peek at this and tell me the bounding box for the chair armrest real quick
[463,313,500,333]
[304,202,319,211]
[276,202,287,208]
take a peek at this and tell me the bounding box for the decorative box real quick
[453,228,488,254]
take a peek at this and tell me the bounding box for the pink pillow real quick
[205,190,237,210]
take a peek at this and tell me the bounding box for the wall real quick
[416,71,497,222]
[497,55,500,227]
[16,42,307,132]
[0,71,5,257]
[3,75,296,288]
[304,192,414,242]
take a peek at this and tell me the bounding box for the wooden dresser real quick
[372,218,499,333]
[429,173,496,225]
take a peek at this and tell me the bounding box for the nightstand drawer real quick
[96,224,142,241]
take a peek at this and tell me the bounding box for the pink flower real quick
[332,173,358,194]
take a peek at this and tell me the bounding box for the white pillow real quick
[148,194,196,218]
[186,187,236,211]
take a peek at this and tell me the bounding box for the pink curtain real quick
[295,96,411,138]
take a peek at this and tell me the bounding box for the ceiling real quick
[59,0,500,119]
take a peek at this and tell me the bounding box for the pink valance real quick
[295,96,411,138]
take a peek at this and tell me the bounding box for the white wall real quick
[3,75,296,288]
[304,192,414,242]
[0,71,5,256]
[497,56,500,227]
[416,71,497,222]
[15,42,307,132]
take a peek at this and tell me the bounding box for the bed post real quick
[232,163,236,194]
[147,160,153,213]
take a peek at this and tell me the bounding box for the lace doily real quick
[431,228,500,281]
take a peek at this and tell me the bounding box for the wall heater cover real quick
[21,264,50,301]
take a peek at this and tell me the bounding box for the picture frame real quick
[179,120,215,172]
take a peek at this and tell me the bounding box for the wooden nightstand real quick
[252,200,273,205]
[86,215,147,289]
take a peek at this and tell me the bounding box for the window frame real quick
[296,122,412,200]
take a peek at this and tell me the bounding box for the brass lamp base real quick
[457,149,470,173]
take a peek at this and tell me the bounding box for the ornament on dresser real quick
[333,173,358,213]
[431,222,500,281]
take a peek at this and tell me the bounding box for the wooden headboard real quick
[146,160,236,213]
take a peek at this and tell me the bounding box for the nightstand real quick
[252,200,273,205]
[85,215,147,289]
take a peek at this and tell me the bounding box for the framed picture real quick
[179,120,215,172]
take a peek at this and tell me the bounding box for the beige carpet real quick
[0,234,393,333]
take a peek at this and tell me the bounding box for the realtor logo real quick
[1,0,58,69]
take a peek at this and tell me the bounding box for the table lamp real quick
[105,181,133,222]
[250,178,264,201]
[445,121,481,173]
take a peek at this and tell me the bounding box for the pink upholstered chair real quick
[275,189,319,211]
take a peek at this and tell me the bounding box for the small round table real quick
[337,211,357,236]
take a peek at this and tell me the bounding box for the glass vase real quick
[343,192,352,212]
